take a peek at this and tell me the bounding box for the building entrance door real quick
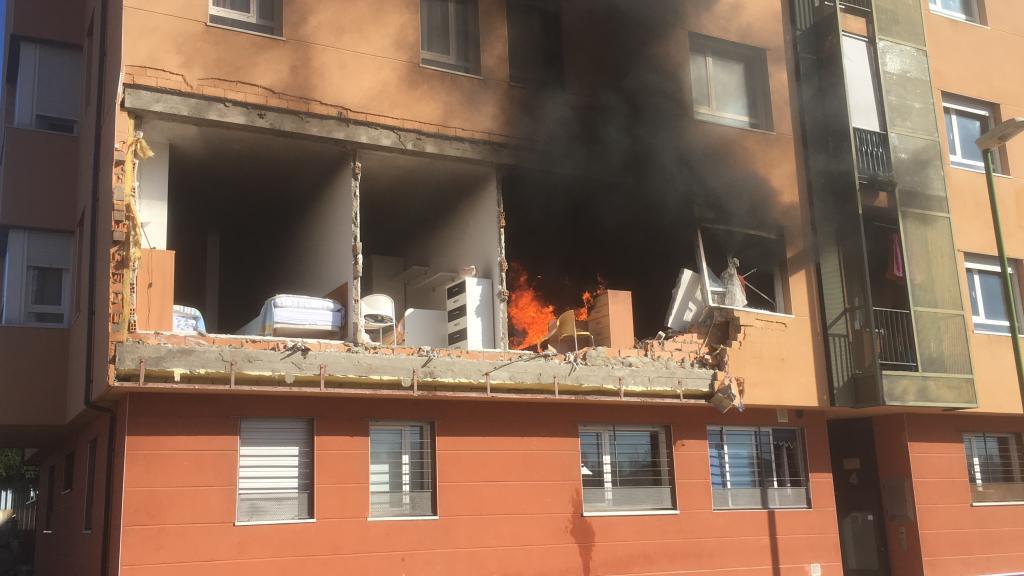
[828,418,890,576]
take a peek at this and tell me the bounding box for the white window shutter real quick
[237,418,313,522]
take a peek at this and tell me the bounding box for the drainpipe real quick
[82,0,118,575]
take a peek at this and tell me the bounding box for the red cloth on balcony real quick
[886,232,905,282]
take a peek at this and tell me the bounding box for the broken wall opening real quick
[136,118,354,337]
[360,151,502,349]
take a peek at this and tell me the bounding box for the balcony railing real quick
[873,307,917,371]
[854,127,894,182]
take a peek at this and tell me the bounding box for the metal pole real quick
[983,149,1024,400]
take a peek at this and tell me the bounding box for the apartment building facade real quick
[0,1,1020,576]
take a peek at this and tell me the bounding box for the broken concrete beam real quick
[114,341,715,399]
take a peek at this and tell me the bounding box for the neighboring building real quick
[0,1,1019,576]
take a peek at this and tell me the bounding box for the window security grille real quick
[579,425,675,513]
[708,426,810,510]
[370,423,435,518]
[964,432,1024,504]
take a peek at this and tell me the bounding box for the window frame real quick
[964,254,1023,335]
[235,417,315,525]
[368,421,437,520]
[928,0,982,24]
[13,40,83,135]
[61,451,75,494]
[419,0,482,76]
[1,229,73,327]
[943,95,1000,172]
[689,34,773,132]
[707,425,812,511]
[578,424,677,515]
[696,225,787,315]
[208,0,282,37]
[964,432,1024,504]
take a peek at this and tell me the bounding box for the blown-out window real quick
[507,0,564,87]
[237,418,314,523]
[689,33,772,131]
[14,41,82,134]
[964,432,1024,504]
[209,0,282,36]
[579,425,675,514]
[697,226,786,314]
[369,422,436,518]
[420,0,481,75]
[708,426,810,510]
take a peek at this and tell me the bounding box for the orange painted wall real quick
[0,326,68,437]
[925,0,1024,414]
[902,413,1024,575]
[0,128,79,231]
[107,393,842,576]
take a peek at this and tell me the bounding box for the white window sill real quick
[368,515,439,522]
[694,115,776,136]
[710,304,794,319]
[419,63,484,80]
[950,164,1012,178]
[234,518,316,526]
[42,530,53,535]
[7,124,78,137]
[973,330,1022,337]
[712,506,812,512]
[583,509,679,518]
[971,500,1024,507]
[928,10,988,28]
[206,22,284,41]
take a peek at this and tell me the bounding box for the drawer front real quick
[448,327,468,346]
[447,317,467,332]
[447,293,467,309]
[447,304,467,323]
[446,281,467,301]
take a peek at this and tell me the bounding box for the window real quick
[697,226,786,314]
[579,425,675,514]
[61,451,75,493]
[369,422,435,518]
[420,0,481,75]
[83,438,97,532]
[929,0,982,23]
[209,0,282,36]
[943,95,1000,172]
[507,0,564,87]
[965,254,1023,335]
[44,465,55,532]
[689,33,772,131]
[237,418,313,523]
[842,33,884,133]
[964,432,1024,504]
[708,426,810,510]
[1,229,73,326]
[14,41,82,134]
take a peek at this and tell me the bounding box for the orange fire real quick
[507,263,556,351]
[575,275,607,321]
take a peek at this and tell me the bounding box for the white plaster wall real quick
[137,141,170,250]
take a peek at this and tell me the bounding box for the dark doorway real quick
[828,418,890,576]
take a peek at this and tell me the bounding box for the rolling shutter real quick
[237,418,313,522]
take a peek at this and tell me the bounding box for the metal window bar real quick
[708,427,810,510]
[369,423,435,518]
[854,127,894,181]
[964,433,1024,503]
[872,307,918,370]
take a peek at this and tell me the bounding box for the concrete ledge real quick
[122,86,525,166]
[113,341,716,400]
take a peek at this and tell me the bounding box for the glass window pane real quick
[213,0,252,13]
[422,0,452,55]
[979,271,1008,322]
[29,267,63,307]
[690,52,710,109]
[724,429,759,488]
[580,431,605,489]
[940,0,969,17]
[711,56,751,118]
[955,111,985,164]
[613,430,658,487]
[967,271,981,317]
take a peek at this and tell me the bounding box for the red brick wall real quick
[114,393,842,576]
[905,414,1024,575]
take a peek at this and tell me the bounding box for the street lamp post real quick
[976,118,1024,403]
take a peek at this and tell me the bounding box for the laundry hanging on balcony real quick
[886,232,905,282]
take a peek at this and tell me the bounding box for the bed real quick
[173,305,207,334]
[237,295,345,339]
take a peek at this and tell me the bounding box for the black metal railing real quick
[873,307,917,371]
[854,127,894,181]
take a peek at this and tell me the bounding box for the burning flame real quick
[576,274,607,321]
[508,263,555,351]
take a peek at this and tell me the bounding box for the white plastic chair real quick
[362,294,397,344]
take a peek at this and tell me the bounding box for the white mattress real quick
[238,295,345,338]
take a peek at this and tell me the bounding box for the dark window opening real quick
[698,226,786,314]
[508,0,564,87]
[61,451,75,493]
